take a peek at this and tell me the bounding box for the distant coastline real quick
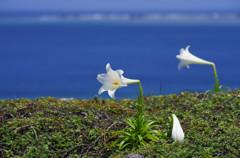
[0,11,240,23]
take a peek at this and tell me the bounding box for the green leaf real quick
[125,119,137,130]
[167,116,173,138]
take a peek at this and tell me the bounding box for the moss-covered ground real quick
[0,90,240,157]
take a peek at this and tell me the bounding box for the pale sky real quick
[0,0,239,12]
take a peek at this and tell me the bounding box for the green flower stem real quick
[135,81,144,147]
[126,80,143,116]
[127,80,144,126]
[210,62,220,92]
[137,81,143,117]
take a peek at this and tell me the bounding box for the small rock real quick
[125,154,144,158]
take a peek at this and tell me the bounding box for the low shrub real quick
[0,90,239,157]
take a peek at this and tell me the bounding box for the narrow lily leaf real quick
[119,137,130,149]
[126,127,134,132]
[144,134,160,141]
[140,140,148,146]
[125,119,136,129]
[115,130,132,136]
[120,142,131,150]
[141,121,159,133]
[167,116,173,138]
[148,130,163,136]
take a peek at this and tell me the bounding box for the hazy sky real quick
[0,0,240,12]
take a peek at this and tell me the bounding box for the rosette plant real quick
[176,45,221,92]
[97,63,162,149]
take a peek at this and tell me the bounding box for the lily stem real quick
[135,81,144,143]
[137,81,143,117]
[127,80,143,116]
[211,63,220,92]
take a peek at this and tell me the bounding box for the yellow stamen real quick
[113,82,119,85]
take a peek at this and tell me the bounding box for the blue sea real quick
[0,14,240,99]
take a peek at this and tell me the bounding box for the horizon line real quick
[0,9,240,14]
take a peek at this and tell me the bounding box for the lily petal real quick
[122,77,139,85]
[106,63,110,71]
[176,46,213,70]
[108,89,116,98]
[177,59,191,70]
[98,86,107,95]
[116,69,124,75]
[97,73,107,84]
[104,81,120,90]
[107,70,121,82]
[179,48,185,55]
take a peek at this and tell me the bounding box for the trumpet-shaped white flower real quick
[176,45,213,70]
[97,63,139,98]
[172,114,184,142]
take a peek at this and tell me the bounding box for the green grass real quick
[1,90,240,157]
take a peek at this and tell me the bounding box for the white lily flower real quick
[176,45,213,70]
[172,114,184,142]
[97,63,139,98]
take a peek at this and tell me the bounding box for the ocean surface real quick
[0,17,240,99]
